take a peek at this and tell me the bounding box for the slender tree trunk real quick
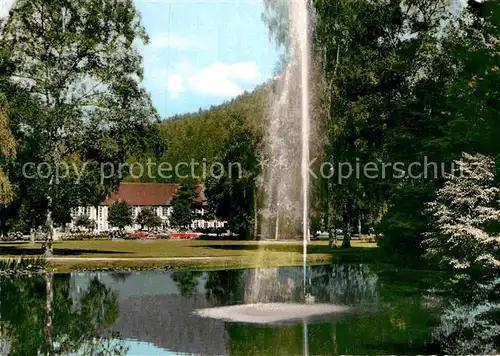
[44,273,54,355]
[327,180,336,248]
[0,206,5,238]
[358,214,362,237]
[43,175,54,256]
[252,188,258,240]
[327,218,334,248]
[333,222,337,246]
[341,219,351,248]
[341,206,352,248]
[43,208,54,257]
[30,228,35,244]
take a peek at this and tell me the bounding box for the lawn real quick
[0,239,378,272]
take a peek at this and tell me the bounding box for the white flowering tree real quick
[425,153,500,269]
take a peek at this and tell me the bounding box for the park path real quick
[0,256,234,262]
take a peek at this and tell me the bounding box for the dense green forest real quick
[0,0,499,268]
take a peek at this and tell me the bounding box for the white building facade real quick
[68,183,226,232]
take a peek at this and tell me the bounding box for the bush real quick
[0,256,47,273]
[61,233,109,241]
[6,231,23,241]
[108,230,128,239]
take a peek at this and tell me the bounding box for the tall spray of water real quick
[298,0,310,293]
[258,0,311,254]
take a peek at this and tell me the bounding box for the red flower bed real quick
[169,232,200,240]
[129,232,149,239]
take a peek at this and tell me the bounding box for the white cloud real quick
[188,61,263,98]
[144,59,264,99]
[226,62,263,83]
[189,69,244,98]
[0,0,14,19]
[167,74,185,95]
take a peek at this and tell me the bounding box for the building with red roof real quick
[69,183,224,232]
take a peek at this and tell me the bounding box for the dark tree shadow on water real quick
[195,244,373,254]
[0,245,129,256]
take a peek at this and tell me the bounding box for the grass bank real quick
[0,239,378,272]
[0,240,377,272]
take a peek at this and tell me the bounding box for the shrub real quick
[6,231,23,240]
[0,256,47,273]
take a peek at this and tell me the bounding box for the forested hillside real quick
[126,83,271,183]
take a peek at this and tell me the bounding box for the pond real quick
[0,264,498,355]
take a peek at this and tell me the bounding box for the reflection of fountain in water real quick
[244,265,379,306]
[195,265,380,325]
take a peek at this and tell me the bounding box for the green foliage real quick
[133,86,268,184]
[170,181,197,230]
[0,274,125,355]
[0,92,15,205]
[311,0,500,258]
[74,214,95,231]
[171,270,202,298]
[135,207,162,231]
[424,153,500,269]
[0,0,159,253]
[204,110,261,239]
[108,201,132,230]
[0,256,47,273]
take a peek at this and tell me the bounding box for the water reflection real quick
[0,265,498,355]
[429,273,500,354]
[0,273,127,355]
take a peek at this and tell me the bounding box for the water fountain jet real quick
[193,0,338,326]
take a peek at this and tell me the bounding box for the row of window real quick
[72,206,206,220]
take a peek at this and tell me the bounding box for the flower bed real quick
[61,233,109,241]
[169,232,200,240]
[127,232,149,240]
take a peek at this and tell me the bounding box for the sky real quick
[0,0,281,118]
[134,0,281,118]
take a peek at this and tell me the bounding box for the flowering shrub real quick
[61,233,109,240]
[425,153,500,269]
[128,232,149,239]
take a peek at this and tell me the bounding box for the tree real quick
[135,207,161,231]
[74,214,95,232]
[424,153,500,269]
[377,0,500,260]
[108,201,132,230]
[204,110,261,239]
[170,181,197,230]
[0,93,15,205]
[171,270,202,298]
[0,0,159,256]
[0,274,126,355]
[261,0,290,73]
[312,0,452,250]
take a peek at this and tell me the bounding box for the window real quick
[85,206,91,216]
[98,206,103,218]
[162,207,169,216]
